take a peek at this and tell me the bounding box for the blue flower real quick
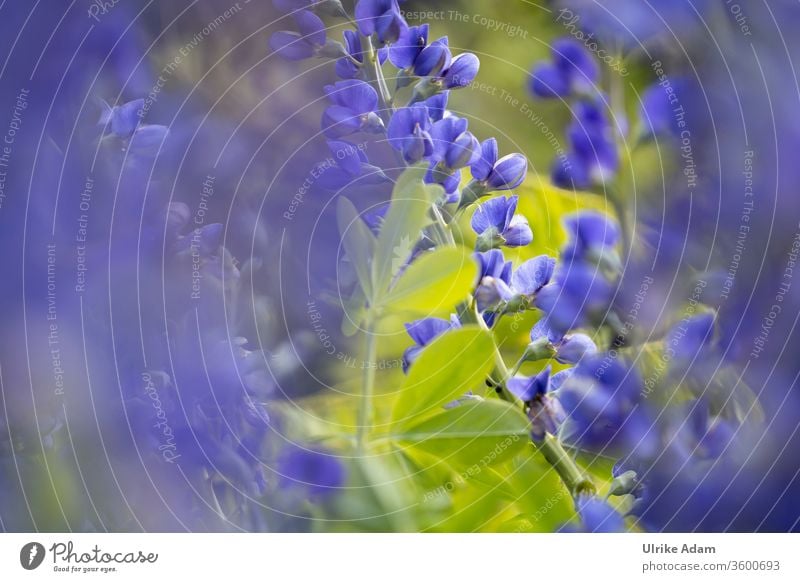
[470,138,528,191]
[389,24,429,69]
[99,98,143,138]
[424,92,449,121]
[508,366,566,441]
[474,249,513,313]
[413,36,451,77]
[269,10,327,61]
[530,38,599,98]
[442,52,480,88]
[510,255,556,299]
[335,29,388,79]
[557,356,658,458]
[665,312,716,362]
[530,319,597,364]
[471,195,532,251]
[554,100,619,189]
[562,211,620,261]
[278,444,346,499]
[430,116,480,169]
[321,79,384,137]
[316,140,389,190]
[403,315,461,372]
[355,0,406,44]
[387,104,434,163]
[572,495,626,532]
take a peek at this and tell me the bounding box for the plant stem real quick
[537,435,596,496]
[464,301,595,497]
[365,36,394,112]
[356,317,378,450]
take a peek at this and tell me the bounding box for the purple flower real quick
[389,24,429,69]
[442,53,480,88]
[471,195,532,250]
[665,312,716,362]
[572,495,626,532]
[402,315,461,372]
[562,211,619,261]
[554,100,619,189]
[321,79,384,138]
[508,366,567,441]
[355,0,406,44]
[99,98,143,138]
[387,104,434,163]
[424,92,449,121]
[316,140,389,190]
[510,255,556,298]
[413,36,451,76]
[278,445,346,499]
[474,249,514,314]
[530,38,599,99]
[557,356,658,458]
[470,138,528,191]
[530,319,597,364]
[430,116,480,169]
[335,29,388,79]
[269,10,327,61]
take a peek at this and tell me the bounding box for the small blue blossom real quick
[553,100,619,189]
[430,116,480,169]
[335,29,388,79]
[413,36,451,77]
[530,38,599,99]
[424,92,449,121]
[387,104,434,163]
[530,319,597,364]
[442,52,480,88]
[665,312,716,362]
[354,0,406,44]
[510,255,556,299]
[99,98,143,138]
[402,315,461,372]
[557,356,658,458]
[470,138,528,191]
[316,140,389,190]
[471,195,532,251]
[571,494,626,532]
[269,10,328,61]
[389,23,429,69]
[278,444,346,499]
[321,79,384,137]
[508,366,566,441]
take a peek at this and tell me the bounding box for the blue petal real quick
[471,138,497,182]
[405,317,455,346]
[556,333,597,364]
[488,153,528,190]
[552,38,599,93]
[513,255,556,296]
[294,9,326,47]
[444,53,480,88]
[389,23,428,68]
[471,195,515,235]
[575,495,626,532]
[321,105,364,137]
[269,30,313,60]
[530,62,570,98]
[413,36,451,76]
[108,98,144,137]
[337,79,379,115]
[563,211,620,254]
[327,140,363,176]
[424,92,449,121]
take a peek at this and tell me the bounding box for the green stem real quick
[356,317,378,450]
[364,36,394,112]
[537,435,596,496]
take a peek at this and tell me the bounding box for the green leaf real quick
[336,196,376,299]
[380,246,477,316]
[394,399,529,468]
[372,165,441,300]
[392,326,495,425]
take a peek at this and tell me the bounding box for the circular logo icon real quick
[20,542,46,570]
